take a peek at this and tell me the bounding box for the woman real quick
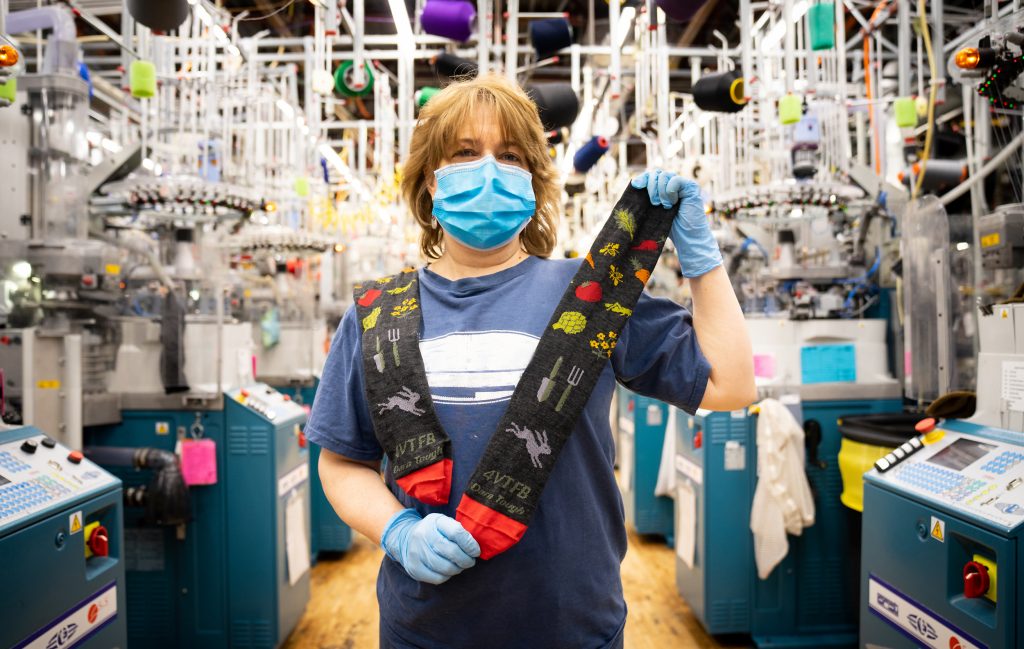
[306,73,755,649]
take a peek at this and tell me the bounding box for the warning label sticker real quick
[1002,361,1024,413]
[69,511,83,535]
[930,516,945,543]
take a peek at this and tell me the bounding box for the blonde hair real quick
[400,73,561,260]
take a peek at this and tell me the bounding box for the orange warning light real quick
[0,45,19,68]
[955,48,981,69]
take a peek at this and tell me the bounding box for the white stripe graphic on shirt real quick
[419,331,538,405]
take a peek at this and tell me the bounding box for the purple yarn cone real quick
[421,1,477,42]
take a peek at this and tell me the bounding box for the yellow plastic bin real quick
[838,414,921,512]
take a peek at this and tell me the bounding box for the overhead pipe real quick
[6,6,79,74]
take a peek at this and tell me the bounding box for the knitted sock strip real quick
[354,270,453,505]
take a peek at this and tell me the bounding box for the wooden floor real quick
[283,530,749,649]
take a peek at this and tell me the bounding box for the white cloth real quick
[750,398,816,579]
[654,406,678,498]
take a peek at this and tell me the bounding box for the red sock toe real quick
[456,495,528,560]
[395,459,453,505]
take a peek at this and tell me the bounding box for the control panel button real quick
[87,525,110,558]
[875,457,892,472]
[963,561,990,598]
[40,437,56,449]
[20,440,37,454]
[67,451,83,464]
[909,437,923,450]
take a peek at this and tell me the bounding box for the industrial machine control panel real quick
[0,430,119,534]
[229,383,308,424]
[869,421,1024,532]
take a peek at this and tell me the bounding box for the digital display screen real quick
[928,438,996,472]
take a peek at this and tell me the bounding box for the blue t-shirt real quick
[306,256,710,649]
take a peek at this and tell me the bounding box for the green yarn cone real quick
[415,86,440,107]
[130,60,157,98]
[294,176,310,197]
[807,3,835,51]
[779,94,802,125]
[334,60,375,97]
[893,97,917,128]
[0,77,16,104]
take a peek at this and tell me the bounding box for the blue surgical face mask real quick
[431,155,537,251]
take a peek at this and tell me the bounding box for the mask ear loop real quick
[431,216,439,230]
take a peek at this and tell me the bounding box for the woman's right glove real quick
[380,509,481,585]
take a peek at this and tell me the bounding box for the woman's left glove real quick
[380,509,481,585]
[632,170,723,278]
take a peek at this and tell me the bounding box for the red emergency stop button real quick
[88,525,110,557]
[963,561,990,598]
[67,450,83,464]
[298,430,307,448]
[915,418,937,434]
[693,430,703,450]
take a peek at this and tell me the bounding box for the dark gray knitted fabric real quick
[354,269,452,504]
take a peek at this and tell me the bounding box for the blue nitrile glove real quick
[631,170,723,278]
[380,509,481,585]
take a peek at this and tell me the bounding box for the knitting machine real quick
[859,297,1024,649]
[674,308,901,646]
[0,425,127,649]
[85,384,310,648]
[616,385,673,542]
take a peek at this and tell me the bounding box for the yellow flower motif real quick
[391,298,419,318]
[597,332,606,340]
[609,264,623,287]
[608,331,618,339]
[600,341,610,350]
[590,341,599,349]
[599,242,620,256]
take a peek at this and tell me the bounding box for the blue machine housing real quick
[674,398,901,648]
[616,385,674,542]
[1,426,127,649]
[85,384,310,649]
[272,378,352,559]
[861,420,1024,649]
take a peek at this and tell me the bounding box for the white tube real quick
[505,0,518,80]
[609,0,620,99]
[477,0,490,75]
[352,0,365,87]
[63,334,82,451]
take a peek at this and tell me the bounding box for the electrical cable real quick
[236,0,299,21]
[911,0,937,200]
